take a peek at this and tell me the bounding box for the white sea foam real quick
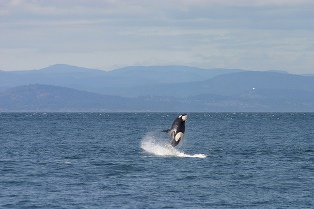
[141,134,206,158]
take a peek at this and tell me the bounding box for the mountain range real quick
[1,64,314,112]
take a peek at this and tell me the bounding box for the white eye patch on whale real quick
[162,114,187,147]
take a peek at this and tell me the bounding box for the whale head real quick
[179,114,187,121]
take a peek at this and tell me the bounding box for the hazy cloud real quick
[1,0,314,73]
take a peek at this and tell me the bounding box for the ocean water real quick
[0,112,313,208]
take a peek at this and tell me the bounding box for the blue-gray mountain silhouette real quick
[1,64,314,112]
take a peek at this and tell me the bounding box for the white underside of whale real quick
[174,132,184,141]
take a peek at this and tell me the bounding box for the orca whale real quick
[162,114,187,147]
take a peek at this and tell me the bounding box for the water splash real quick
[140,134,206,158]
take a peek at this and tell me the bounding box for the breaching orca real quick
[162,114,187,147]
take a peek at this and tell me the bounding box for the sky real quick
[1,0,314,74]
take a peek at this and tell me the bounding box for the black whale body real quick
[162,114,187,147]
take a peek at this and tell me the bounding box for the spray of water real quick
[140,133,206,158]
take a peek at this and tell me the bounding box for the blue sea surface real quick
[0,112,313,208]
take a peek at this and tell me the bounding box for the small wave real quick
[140,134,206,158]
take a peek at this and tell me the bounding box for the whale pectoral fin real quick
[162,129,170,133]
